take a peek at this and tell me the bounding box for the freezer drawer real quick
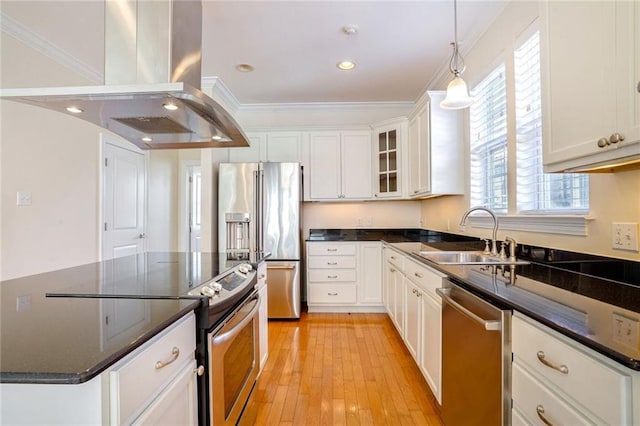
[266,261,301,319]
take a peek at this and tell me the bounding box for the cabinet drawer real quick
[512,315,631,425]
[384,248,405,271]
[308,269,356,283]
[309,284,357,304]
[404,259,445,297]
[110,313,196,425]
[307,255,356,269]
[308,243,356,256]
[512,361,592,425]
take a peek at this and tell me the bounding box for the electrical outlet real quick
[612,313,640,348]
[356,217,363,227]
[612,223,639,252]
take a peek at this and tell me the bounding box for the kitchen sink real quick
[413,251,530,266]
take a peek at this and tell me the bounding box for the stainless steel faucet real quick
[459,206,499,256]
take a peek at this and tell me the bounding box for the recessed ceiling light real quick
[212,135,223,141]
[66,106,83,114]
[236,64,254,72]
[142,137,152,142]
[337,61,356,71]
[163,103,179,111]
[342,24,359,35]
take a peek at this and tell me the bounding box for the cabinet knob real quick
[597,137,609,148]
[195,365,205,376]
[637,81,640,93]
[609,133,625,144]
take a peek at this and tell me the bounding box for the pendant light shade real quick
[441,76,474,109]
[440,0,474,110]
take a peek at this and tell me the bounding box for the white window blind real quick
[469,64,508,212]
[515,31,589,213]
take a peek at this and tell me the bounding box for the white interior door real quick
[188,166,202,252]
[103,139,146,260]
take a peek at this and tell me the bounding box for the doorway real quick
[181,161,202,252]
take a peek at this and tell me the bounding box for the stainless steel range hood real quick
[0,0,249,150]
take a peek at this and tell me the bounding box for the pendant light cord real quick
[448,0,466,77]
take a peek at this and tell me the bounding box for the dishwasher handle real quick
[436,287,502,331]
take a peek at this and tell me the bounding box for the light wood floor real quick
[239,312,444,426]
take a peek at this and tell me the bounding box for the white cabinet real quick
[109,313,198,425]
[308,131,372,200]
[372,118,407,199]
[0,312,199,426]
[257,261,268,371]
[382,245,444,403]
[541,1,640,172]
[228,131,303,163]
[407,92,464,198]
[306,241,383,311]
[512,313,634,425]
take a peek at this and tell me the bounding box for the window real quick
[514,31,589,213]
[468,26,589,227]
[469,64,508,213]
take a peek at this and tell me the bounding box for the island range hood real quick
[0,0,249,150]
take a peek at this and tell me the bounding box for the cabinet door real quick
[373,125,401,198]
[229,132,264,162]
[265,132,302,162]
[384,262,397,320]
[394,275,405,335]
[132,360,198,426]
[258,264,268,371]
[408,114,421,197]
[420,291,441,404]
[542,1,620,166]
[404,280,421,361]
[308,132,341,199]
[341,131,373,199]
[358,242,382,304]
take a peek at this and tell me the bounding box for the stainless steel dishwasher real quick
[436,280,511,426]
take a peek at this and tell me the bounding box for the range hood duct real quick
[0,0,249,149]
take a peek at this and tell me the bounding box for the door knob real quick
[139,233,146,239]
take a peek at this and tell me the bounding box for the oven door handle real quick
[213,295,260,346]
[436,288,501,331]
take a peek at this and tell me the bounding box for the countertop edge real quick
[0,300,201,385]
[387,242,640,372]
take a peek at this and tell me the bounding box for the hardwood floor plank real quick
[241,312,443,426]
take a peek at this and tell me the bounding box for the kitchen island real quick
[0,251,267,424]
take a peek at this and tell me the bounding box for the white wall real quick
[1,34,102,280]
[420,1,640,261]
[302,201,422,240]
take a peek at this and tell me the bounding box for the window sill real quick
[467,214,592,236]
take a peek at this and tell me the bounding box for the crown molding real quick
[0,12,103,84]
[201,76,242,114]
[238,101,415,112]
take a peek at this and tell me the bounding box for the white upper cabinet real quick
[407,91,464,198]
[229,132,265,163]
[372,118,407,199]
[308,130,372,201]
[541,0,640,172]
[228,131,303,163]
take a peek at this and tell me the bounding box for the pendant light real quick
[440,0,474,110]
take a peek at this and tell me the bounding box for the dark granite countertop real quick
[309,228,640,370]
[390,241,640,371]
[0,251,268,384]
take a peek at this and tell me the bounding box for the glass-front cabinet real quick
[373,118,407,198]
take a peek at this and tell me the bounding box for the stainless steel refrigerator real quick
[218,162,301,318]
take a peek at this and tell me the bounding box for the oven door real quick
[208,291,260,426]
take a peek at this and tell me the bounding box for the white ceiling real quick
[1,1,508,104]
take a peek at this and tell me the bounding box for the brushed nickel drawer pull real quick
[536,405,554,426]
[390,268,396,272]
[328,292,338,296]
[155,346,180,369]
[390,256,397,260]
[536,351,569,374]
[414,272,424,278]
[327,248,338,252]
[327,275,338,279]
[327,262,338,265]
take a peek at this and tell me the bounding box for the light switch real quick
[612,222,639,252]
[16,191,32,206]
